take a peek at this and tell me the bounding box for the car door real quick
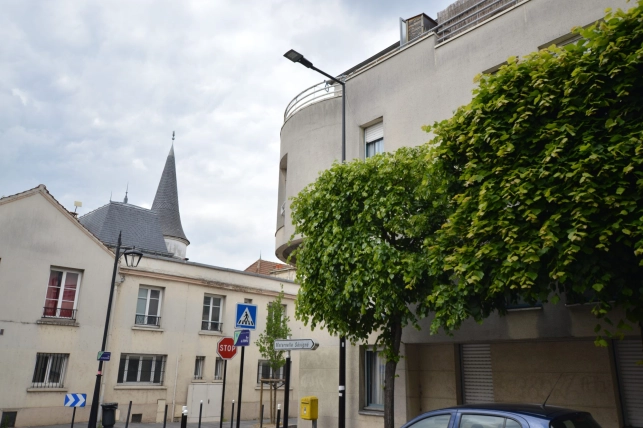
[403,411,456,428]
[454,411,529,428]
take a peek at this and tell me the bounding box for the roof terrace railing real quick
[284,80,343,122]
[432,0,519,43]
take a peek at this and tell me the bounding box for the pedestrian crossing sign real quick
[235,303,258,330]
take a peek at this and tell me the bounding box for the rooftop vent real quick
[401,13,437,45]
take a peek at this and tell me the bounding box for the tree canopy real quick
[424,3,643,342]
[291,145,449,428]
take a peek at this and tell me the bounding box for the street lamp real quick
[87,232,143,428]
[284,49,347,428]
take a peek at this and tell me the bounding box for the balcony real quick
[201,321,223,332]
[135,315,161,327]
[42,307,77,320]
[284,80,343,122]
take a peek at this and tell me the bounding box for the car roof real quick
[429,403,583,420]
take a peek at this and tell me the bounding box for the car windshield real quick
[550,414,602,428]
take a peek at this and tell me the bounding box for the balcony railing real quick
[135,314,161,327]
[42,307,77,320]
[201,321,223,332]
[284,80,343,122]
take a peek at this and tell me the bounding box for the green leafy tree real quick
[291,145,449,428]
[255,287,291,422]
[423,2,643,346]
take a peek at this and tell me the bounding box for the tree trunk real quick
[384,319,403,428]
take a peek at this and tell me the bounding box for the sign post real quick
[273,339,319,426]
[64,393,86,428]
[217,337,237,428]
[234,303,257,428]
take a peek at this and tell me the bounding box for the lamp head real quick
[284,49,313,68]
[123,248,144,268]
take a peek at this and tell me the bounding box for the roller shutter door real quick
[462,343,494,404]
[615,339,643,428]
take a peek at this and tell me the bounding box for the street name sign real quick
[235,303,258,330]
[216,337,237,360]
[64,393,87,407]
[97,351,111,361]
[274,339,319,351]
[234,329,251,346]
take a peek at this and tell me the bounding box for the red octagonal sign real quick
[217,337,237,360]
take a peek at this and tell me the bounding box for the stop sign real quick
[217,337,237,360]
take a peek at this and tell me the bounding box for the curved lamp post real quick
[284,49,346,428]
[87,232,143,428]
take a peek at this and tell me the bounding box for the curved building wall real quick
[277,0,629,262]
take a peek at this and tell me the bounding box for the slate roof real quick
[152,145,189,243]
[79,201,173,256]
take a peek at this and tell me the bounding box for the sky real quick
[0,0,453,271]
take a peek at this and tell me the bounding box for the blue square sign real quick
[235,303,257,330]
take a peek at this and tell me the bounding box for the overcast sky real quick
[1,0,453,270]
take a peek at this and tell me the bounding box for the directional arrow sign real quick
[274,339,319,351]
[64,393,87,407]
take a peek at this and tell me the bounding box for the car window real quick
[460,414,506,428]
[550,414,602,428]
[409,414,452,428]
[506,420,522,428]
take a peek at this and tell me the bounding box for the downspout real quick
[172,354,180,421]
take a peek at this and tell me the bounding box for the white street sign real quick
[274,339,319,351]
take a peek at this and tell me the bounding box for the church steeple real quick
[152,133,189,258]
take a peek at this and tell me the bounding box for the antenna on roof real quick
[541,373,564,409]
[124,183,129,204]
[110,191,112,202]
[74,201,82,213]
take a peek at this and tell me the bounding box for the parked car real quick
[401,404,603,428]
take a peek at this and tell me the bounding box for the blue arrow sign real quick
[235,303,257,330]
[234,329,251,346]
[64,393,87,407]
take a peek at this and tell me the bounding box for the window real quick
[117,354,166,384]
[257,360,284,383]
[1,412,17,428]
[194,356,205,380]
[244,298,253,304]
[365,122,384,158]
[364,348,385,409]
[32,353,68,388]
[550,414,602,428]
[202,295,223,331]
[408,414,452,428]
[136,287,161,326]
[461,344,494,403]
[214,357,225,381]
[43,269,81,319]
[459,415,506,428]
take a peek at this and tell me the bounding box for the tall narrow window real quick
[194,356,205,380]
[364,348,385,410]
[214,357,225,381]
[136,287,162,326]
[202,295,223,331]
[365,122,384,158]
[32,353,69,388]
[43,269,81,319]
[117,354,166,384]
[461,343,494,403]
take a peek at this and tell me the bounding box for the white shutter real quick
[615,339,643,428]
[462,344,494,404]
[365,122,383,143]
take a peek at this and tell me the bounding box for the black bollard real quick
[230,401,235,428]
[181,406,188,428]
[125,401,132,428]
[163,404,168,428]
[260,404,264,428]
[198,400,203,428]
[276,404,281,428]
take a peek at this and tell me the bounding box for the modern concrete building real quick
[0,146,301,426]
[275,1,643,428]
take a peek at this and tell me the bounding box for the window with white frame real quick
[214,357,225,381]
[117,354,166,384]
[365,122,384,158]
[32,353,69,388]
[136,287,162,326]
[202,295,223,331]
[194,356,205,380]
[43,269,82,319]
[257,360,284,384]
[364,348,385,410]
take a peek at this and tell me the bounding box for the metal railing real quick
[135,314,161,327]
[42,307,77,320]
[432,0,519,43]
[32,353,68,388]
[201,320,223,332]
[284,80,343,122]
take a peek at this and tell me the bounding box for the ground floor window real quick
[194,356,205,380]
[32,353,68,388]
[364,348,385,410]
[117,354,166,384]
[257,360,284,384]
[461,343,494,404]
[215,357,225,381]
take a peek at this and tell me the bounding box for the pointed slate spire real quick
[152,138,189,244]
